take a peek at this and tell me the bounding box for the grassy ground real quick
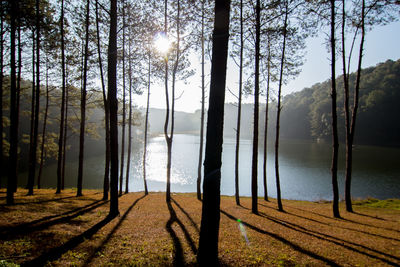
[0,189,399,266]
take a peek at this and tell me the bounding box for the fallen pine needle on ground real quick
[0,188,399,266]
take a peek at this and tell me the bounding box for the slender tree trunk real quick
[0,6,3,189]
[143,52,150,196]
[108,0,119,217]
[7,0,18,205]
[15,20,22,193]
[125,23,132,194]
[61,68,69,190]
[119,0,126,196]
[0,5,3,189]
[38,59,50,188]
[27,31,36,192]
[197,0,206,201]
[263,36,271,202]
[77,0,91,197]
[346,0,365,213]
[330,0,341,218]
[234,0,243,206]
[164,0,171,203]
[251,0,261,214]
[275,4,288,212]
[96,0,110,200]
[28,0,41,195]
[57,0,66,194]
[197,0,231,264]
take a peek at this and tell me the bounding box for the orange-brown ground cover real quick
[0,188,399,266]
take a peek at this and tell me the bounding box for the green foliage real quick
[279,59,400,146]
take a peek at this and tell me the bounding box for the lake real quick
[23,134,400,201]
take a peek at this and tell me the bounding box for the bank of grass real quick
[0,188,399,266]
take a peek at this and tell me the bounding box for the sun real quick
[154,33,170,54]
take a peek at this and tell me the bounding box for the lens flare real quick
[237,219,250,245]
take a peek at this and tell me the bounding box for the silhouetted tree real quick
[108,0,119,217]
[7,0,18,205]
[197,0,231,264]
[56,0,66,194]
[330,0,341,218]
[77,0,91,197]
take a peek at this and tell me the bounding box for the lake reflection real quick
[25,134,400,201]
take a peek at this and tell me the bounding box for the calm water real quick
[26,134,400,201]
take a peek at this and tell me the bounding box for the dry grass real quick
[0,188,399,266]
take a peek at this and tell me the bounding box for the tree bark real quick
[0,5,4,188]
[263,35,271,202]
[108,0,119,218]
[57,0,66,194]
[142,53,150,196]
[330,0,341,218]
[27,0,41,195]
[234,0,243,206]
[77,0,91,197]
[62,63,69,191]
[0,5,4,189]
[27,31,36,193]
[38,59,50,188]
[119,0,126,196]
[197,0,230,264]
[345,0,365,213]
[197,0,206,201]
[275,3,288,212]
[95,0,110,200]
[251,0,261,214]
[125,17,132,194]
[7,0,18,205]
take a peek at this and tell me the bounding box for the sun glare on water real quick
[154,33,170,54]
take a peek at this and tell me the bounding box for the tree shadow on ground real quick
[283,209,400,242]
[1,199,109,240]
[82,194,147,266]
[166,198,198,266]
[171,198,199,233]
[21,214,116,267]
[220,208,340,266]
[287,205,400,233]
[255,211,400,265]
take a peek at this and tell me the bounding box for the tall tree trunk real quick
[38,59,50,188]
[345,0,365,213]
[251,0,261,214]
[27,31,36,192]
[330,0,341,218]
[197,0,206,201]
[28,0,41,195]
[119,0,126,196]
[108,0,119,218]
[197,0,231,264]
[16,20,22,193]
[275,3,288,212]
[96,0,110,200]
[57,0,66,194]
[263,35,271,202]
[0,5,3,189]
[125,20,132,194]
[234,0,243,206]
[143,53,150,196]
[62,67,69,190]
[164,0,171,203]
[77,0,91,197]
[7,0,18,205]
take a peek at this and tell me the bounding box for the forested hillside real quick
[279,59,400,146]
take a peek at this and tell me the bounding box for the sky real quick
[133,20,400,113]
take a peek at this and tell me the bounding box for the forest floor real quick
[0,189,400,266]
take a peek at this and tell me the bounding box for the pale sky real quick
[134,21,400,113]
